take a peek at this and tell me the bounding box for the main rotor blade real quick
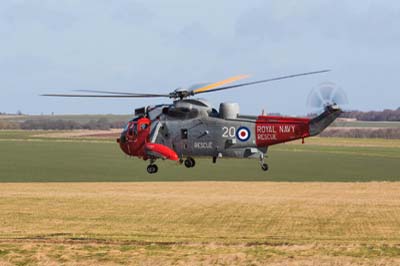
[191,74,250,94]
[193,70,330,95]
[73,90,168,97]
[41,93,170,98]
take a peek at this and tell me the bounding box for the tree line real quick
[341,107,400,121]
[0,118,125,130]
[320,128,400,139]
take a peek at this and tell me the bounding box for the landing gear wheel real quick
[153,164,158,173]
[261,163,269,172]
[184,157,195,168]
[189,157,195,167]
[259,154,269,172]
[147,164,158,174]
[184,159,192,168]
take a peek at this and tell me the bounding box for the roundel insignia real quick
[236,126,251,142]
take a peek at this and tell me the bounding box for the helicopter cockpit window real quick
[123,123,129,132]
[209,108,219,117]
[130,116,141,122]
[128,125,133,136]
[166,107,199,119]
[141,123,148,130]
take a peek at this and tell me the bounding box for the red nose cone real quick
[144,143,179,161]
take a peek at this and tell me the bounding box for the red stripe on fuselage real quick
[255,115,310,147]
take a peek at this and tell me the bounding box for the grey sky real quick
[1,0,399,115]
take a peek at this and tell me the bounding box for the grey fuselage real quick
[132,98,342,160]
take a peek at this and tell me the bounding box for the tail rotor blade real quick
[307,90,325,108]
[307,82,349,110]
[331,87,348,106]
[319,84,335,102]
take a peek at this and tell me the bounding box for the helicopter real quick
[43,70,346,174]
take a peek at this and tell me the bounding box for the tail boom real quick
[309,105,342,136]
[255,105,342,147]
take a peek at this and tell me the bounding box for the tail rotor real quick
[307,82,348,111]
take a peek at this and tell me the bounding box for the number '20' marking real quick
[222,127,236,138]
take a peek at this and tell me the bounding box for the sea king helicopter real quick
[43,70,347,174]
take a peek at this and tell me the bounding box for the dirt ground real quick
[1,182,400,265]
[32,129,121,139]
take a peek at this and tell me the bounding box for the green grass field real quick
[0,130,399,182]
[1,130,400,265]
